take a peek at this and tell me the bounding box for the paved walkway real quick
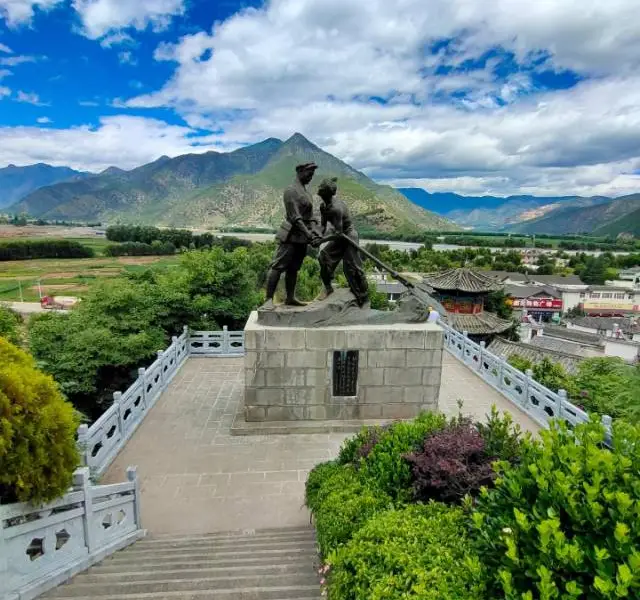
[104,354,539,535]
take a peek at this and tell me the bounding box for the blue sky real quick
[1,0,639,198]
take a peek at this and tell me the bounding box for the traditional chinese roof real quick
[529,335,602,358]
[445,311,513,335]
[568,316,640,334]
[541,324,603,346]
[487,338,583,374]
[422,268,503,293]
[505,284,561,299]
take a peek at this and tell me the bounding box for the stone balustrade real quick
[440,322,612,438]
[0,467,144,600]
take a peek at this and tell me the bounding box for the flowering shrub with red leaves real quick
[405,420,496,504]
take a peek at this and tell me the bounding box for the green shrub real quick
[507,353,533,373]
[327,503,486,600]
[0,304,21,345]
[476,406,528,463]
[336,424,391,465]
[472,418,640,599]
[305,460,342,512]
[0,338,79,504]
[358,411,447,501]
[315,476,391,558]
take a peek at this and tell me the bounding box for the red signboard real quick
[511,298,563,310]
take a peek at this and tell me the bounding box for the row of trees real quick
[104,241,176,256]
[0,239,94,261]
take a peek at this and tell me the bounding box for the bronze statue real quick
[263,162,322,307]
[317,177,369,307]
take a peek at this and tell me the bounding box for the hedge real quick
[327,503,485,600]
[0,239,94,260]
[0,338,79,504]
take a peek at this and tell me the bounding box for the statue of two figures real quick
[262,162,369,310]
[258,163,445,328]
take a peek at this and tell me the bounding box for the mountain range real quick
[0,163,89,209]
[7,134,455,233]
[398,188,640,235]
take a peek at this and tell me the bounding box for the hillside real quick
[11,134,456,233]
[506,194,640,235]
[0,163,89,209]
[591,199,640,237]
[397,187,609,230]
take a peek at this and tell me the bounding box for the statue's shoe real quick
[315,288,335,302]
[261,299,275,310]
[284,298,308,307]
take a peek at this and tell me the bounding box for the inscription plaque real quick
[332,350,359,396]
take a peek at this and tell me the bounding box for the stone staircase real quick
[42,527,322,600]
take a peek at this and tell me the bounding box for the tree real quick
[0,337,79,504]
[0,304,21,345]
[166,246,263,330]
[29,279,170,419]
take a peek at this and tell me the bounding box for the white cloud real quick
[0,54,37,66]
[0,86,10,98]
[0,0,62,26]
[36,116,51,123]
[78,99,99,106]
[0,115,224,172]
[118,50,137,65]
[99,31,134,48]
[0,42,12,53]
[72,0,185,40]
[122,0,640,197]
[0,68,11,79]
[16,90,46,105]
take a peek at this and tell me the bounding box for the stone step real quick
[121,539,317,554]
[138,532,316,547]
[107,547,317,563]
[91,557,315,574]
[231,413,391,436]
[83,563,314,582]
[44,586,321,600]
[47,574,318,597]
[142,527,314,543]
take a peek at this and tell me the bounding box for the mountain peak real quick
[102,166,126,176]
[284,132,318,149]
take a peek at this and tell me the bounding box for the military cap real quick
[295,162,318,173]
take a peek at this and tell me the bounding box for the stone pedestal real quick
[241,312,443,423]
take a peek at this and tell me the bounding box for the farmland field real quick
[0,226,181,302]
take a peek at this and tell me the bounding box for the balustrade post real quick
[183,326,189,358]
[524,369,533,410]
[462,330,468,360]
[478,341,485,373]
[157,350,165,389]
[113,391,124,438]
[74,468,96,553]
[138,368,147,409]
[497,357,505,390]
[0,504,7,594]
[126,466,142,530]
[171,335,178,373]
[77,424,90,467]
[557,389,567,420]
[223,326,229,355]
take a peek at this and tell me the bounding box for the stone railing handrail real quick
[77,326,246,477]
[440,321,613,436]
[0,467,144,600]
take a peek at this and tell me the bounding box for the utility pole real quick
[18,280,23,302]
[38,279,42,299]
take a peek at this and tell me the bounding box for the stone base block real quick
[242,312,444,423]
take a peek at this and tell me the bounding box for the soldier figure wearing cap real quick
[316,177,369,307]
[264,162,322,307]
